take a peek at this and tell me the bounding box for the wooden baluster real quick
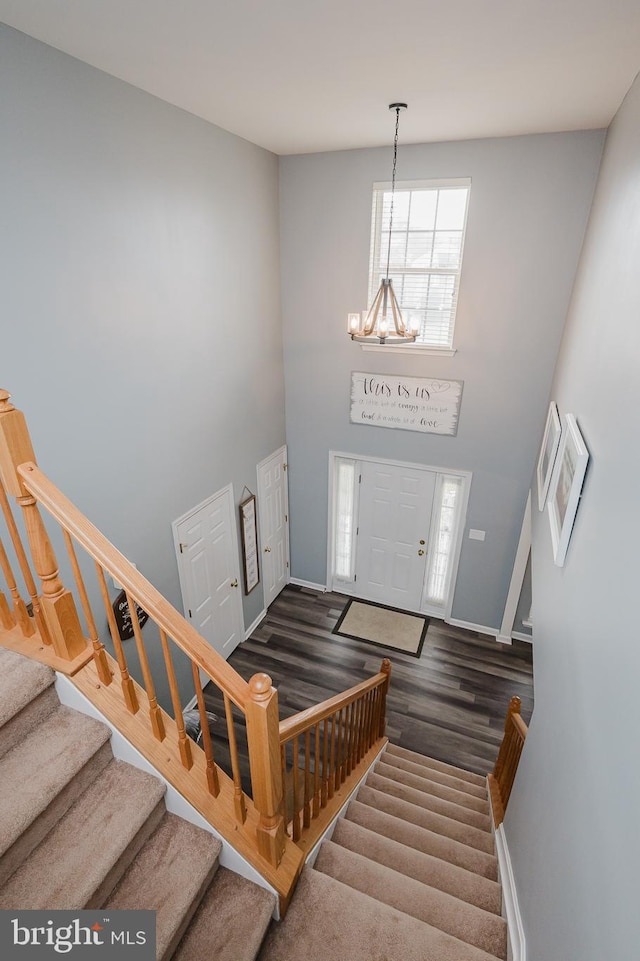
[303,728,311,829]
[355,694,365,763]
[62,531,111,686]
[291,734,301,842]
[0,395,86,659]
[96,564,138,713]
[224,694,247,823]
[0,534,20,629]
[347,701,355,776]
[192,664,219,797]
[246,673,285,866]
[320,716,329,808]
[335,707,344,789]
[125,589,165,741]
[328,711,336,800]
[365,689,374,750]
[0,478,39,638]
[159,629,193,770]
[313,722,321,819]
[379,658,392,736]
[281,743,290,837]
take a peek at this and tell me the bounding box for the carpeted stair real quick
[259,742,506,961]
[0,646,275,961]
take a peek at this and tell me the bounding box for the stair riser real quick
[315,842,507,959]
[358,786,495,855]
[376,759,490,815]
[382,750,488,800]
[384,743,487,789]
[368,771,492,831]
[0,739,113,888]
[346,800,498,881]
[0,685,59,761]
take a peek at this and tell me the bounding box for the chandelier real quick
[348,103,418,345]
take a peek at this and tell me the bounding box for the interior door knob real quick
[230,579,238,588]
[264,546,271,552]
[418,549,425,556]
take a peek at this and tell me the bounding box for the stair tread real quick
[0,647,55,729]
[375,758,490,814]
[106,812,221,961]
[259,867,501,961]
[369,769,492,831]
[384,745,488,799]
[346,799,498,880]
[315,840,506,958]
[331,818,502,914]
[358,784,495,855]
[0,705,112,861]
[175,867,275,961]
[0,759,166,909]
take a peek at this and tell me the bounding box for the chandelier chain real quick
[385,105,401,280]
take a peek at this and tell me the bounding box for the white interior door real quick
[356,461,436,611]
[257,447,290,607]
[173,485,244,659]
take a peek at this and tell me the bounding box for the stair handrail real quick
[17,461,249,707]
[279,667,390,742]
[487,695,528,826]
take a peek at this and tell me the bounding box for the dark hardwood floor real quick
[203,584,534,793]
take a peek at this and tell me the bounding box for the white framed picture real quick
[536,402,562,511]
[548,414,589,567]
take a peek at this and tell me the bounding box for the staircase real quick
[0,646,276,961]
[260,743,507,961]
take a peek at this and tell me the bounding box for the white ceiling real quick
[1,1,640,155]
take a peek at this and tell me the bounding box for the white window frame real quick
[364,177,471,355]
[326,451,471,619]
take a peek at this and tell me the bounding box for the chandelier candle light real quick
[348,103,418,345]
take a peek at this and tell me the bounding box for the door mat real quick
[332,598,429,658]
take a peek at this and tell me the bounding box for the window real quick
[368,179,470,349]
[423,474,464,610]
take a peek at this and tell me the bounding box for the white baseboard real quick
[446,617,499,638]
[496,633,514,646]
[244,608,267,640]
[512,631,533,643]
[288,577,326,592]
[54,673,280,916]
[495,824,527,961]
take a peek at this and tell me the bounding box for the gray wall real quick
[0,26,285,704]
[505,73,640,960]
[279,132,604,629]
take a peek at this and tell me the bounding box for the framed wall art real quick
[548,413,589,567]
[239,493,260,594]
[536,401,562,510]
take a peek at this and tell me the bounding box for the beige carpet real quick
[333,599,429,656]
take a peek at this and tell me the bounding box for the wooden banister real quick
[246,673,286,867]
[17,462,250,709]
[488,695,528,827]
[279,670,390,742]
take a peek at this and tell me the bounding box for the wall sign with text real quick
[350,372,463,436]
[112,590,149,641]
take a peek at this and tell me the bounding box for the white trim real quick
[498,492,531,644]
[244,608,267,640]
[54,674,280,917]
[512,631,532,643]
[446,617,499,638]
[372,177,472,191]
[496,634,514,646]
[495,825,527,961]
[182,693,198,712]
[361,345,457,356]
[288,578,327,592]
[305,740,388,868]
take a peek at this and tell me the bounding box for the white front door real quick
[257,447,290,607]
[173,485,244,659]
[356,461,436,611]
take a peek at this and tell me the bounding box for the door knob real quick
[419,539,426,546]
[418,549,425,556]
[230,579,238,588]
[264,546,271,552]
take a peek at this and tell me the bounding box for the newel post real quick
[246,673,286,868]
[0,390,86,660]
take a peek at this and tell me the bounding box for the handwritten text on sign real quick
[350,372,463,436]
